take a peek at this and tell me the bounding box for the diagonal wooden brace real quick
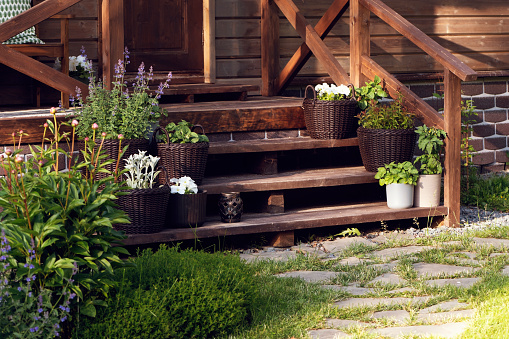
[274,0,351,86]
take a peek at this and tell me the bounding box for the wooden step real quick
[201,166,376,194]
[209,136,358,154]
[122,202,448,246]
[160,96,304,133]
[154,83,260,102]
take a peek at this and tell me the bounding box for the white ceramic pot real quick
[386,183,414,209]
[414,174,441,207]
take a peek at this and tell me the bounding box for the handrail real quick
[358,0,477,82]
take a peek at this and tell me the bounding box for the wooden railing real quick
[0,0,89,104]
[261,0,478,226]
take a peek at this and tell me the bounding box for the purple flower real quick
[38,308,43,313]
[17,287,22,291]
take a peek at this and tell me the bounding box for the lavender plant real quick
[72,47,172,140]
[0,112,130,322]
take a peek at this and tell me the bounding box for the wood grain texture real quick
[261,0,280,95]
[122,202,448,245]
[350,0,370,88]
[0,114,70,144]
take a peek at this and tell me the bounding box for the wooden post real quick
[203,0,216,83]
[261,0,280,96]
[101,0,123,90]
[60,16,69,108]
[350,0,370,88]
[443,69,462,227]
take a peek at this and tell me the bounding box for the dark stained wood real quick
[358,0,477,82]
[101,0,124,90]
[269,230,294,247]
[209,136,359,154]
[267,191,285,213]
[122,202,448,245]
[155,83,259,96]
[0,114,71,144]
[124,0,203,74]
[253,152,278,175]
[7,44,64,57]
[277,0,349,94]
[200,166,378,194]
[160,97,305,132]
[443,69,462,227]
[273,0,350,85]
[261,0,280,96]
[361,56,444,129]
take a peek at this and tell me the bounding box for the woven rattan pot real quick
[166,190,207,228]
[115,186,170,234]
[77,138,149,180]
[153,126,209,185]
[302,84,358,139]
[357,126,417,172]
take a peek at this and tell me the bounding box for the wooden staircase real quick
[124,95,448,247]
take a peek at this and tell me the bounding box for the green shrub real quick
[461,171,509,212]
[72,245,256,338]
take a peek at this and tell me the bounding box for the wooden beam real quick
[443,69,462,227]
[273,0,350,85]
[358,0,477,82]
[350,0,370,88]
[361,56,444,129]
[277,0,349,93]
[203,0,216,83]
[60,16,70,108]
[261,0,280,96]
[0,45,88,99]
[0,0,81,42]
[101,0,124,89]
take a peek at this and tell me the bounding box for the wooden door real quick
[124,0,203,74]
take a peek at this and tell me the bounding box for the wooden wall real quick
[215,0,509,86]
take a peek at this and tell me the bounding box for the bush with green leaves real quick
[0,115,131,329]
[159,120,209,144]
[72,245,257,339]
[354,75,388,110]
[461,170,509,212]
[414,124,447,175]
[375,161,419,186]
[357,92,414,130]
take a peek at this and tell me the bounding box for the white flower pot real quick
[414,174,441,207]
[386,183,414,209]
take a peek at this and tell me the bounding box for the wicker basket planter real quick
[153,126,209,185]
[166,190,207,228]
[357,126,417,172]
[302,84,358,139]
[77,138,149,180]
[115,186,170,234]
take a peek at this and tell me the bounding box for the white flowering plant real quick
[169,176,198,194]
[69,46,93,79]
[124,150,161,189]
[314,83,352,101]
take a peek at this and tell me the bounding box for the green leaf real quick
[80,302,97,317]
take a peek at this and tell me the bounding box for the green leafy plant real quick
[335,227,361,238]
[72,47,171,140]
[375,161,419,186]
[461,170,509,212]
[354,75,388,110]
[357,92,415,129]
[414,124,447,175]
[123,150,161,189]
[0,115,130,322]
[159,120,209,144]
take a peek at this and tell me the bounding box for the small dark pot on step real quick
[166,190,207,228]
[218,192,243,223]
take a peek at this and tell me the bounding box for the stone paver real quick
[417,309,476,322]
[501,265,509,276]
[276,271,342,283]
[490,252,508,258]
[442,241,462,247]
[333,296,431,309]
[370,232,415,244]
[372,262,398,271]
[370,310,410,324]
[368,322,469,338]
[239,251,296,262]
[321,237,375,254]
[308,329,350,339]
[387,287,418,294]
[326,319,368,329]
[425,277,480,288]
[368,273,406,286]
[473,237,509,249]
[322,284,375,296]
[419,300,469,313]
[413,263,478,278]
[337,256,364,266]
[371,246,431,260]
[291,244,328,258]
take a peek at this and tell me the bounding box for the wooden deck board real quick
[122,202,448,246]
[201,166,377,194]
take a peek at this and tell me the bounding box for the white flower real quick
[69,56,78,72]
[337,84,350,96]
[170,176,198,194]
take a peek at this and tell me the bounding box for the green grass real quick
[462,171,509,212]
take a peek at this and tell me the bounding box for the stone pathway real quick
[238,229,509,338]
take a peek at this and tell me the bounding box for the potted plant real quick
[302,82,358,139]
[354,75,388,111]
[115,150,170,234]
[375,161,419,209]
[153,120,209,185]
[356,91,417,172]
[166,176,207,228]
[72,47,171,180]
[413,124,447,207]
